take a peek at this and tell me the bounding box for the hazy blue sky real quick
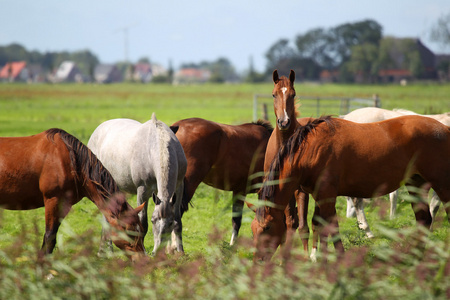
[2,0,450,72]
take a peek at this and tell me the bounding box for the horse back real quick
[0,132,78,210]
[173,118,271,191]
[299,116,449,196]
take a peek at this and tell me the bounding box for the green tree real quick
[430,12,450,50]
[347,43,379,82]
[265,39,296,74]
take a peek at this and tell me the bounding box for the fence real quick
[253,94,381,122]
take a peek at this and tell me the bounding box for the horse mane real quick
[252,119,274,134]
[45,128,121,211]
[256,116,333,219]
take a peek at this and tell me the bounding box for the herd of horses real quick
[0,69,449,263]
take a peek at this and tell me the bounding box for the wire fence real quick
[253,94,381,122]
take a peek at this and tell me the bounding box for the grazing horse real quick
[252,115,450,261]
[258,69,316,260]
[342,107,445,237]
[171,117,272,245]
[88,114,187,255]
[0,129,145,258]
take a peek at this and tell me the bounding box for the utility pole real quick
[115,23,139,63]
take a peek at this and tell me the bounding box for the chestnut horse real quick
[0,129,146,258]
[171,118,273,245]
[257,69,316,260]
[252,115,450,261]
[342,107,445,238]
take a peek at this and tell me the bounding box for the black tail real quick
[180,177,193,215]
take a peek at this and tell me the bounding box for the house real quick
[173,68,211,84]
[94,64,122,83]
[52,61,84,83]
[133,63,152,83]
[151,63,168,77]
[0,61,29,82]
[378,38,437,83]
[319,70,339,83]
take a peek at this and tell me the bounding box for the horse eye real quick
[272,94,275,98]
[263,224,272,232]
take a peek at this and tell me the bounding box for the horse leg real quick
[136,186,150,239]
[316,197,344,256]
[172,182,185,254]
[230,191,245,246]
[389,190,398,219]
[280,194,299,259]
[407,175,432,229]
[310,203,320,262]
[295,190,309,253]
[346,197,356,218]
[354,198,374,238]
[42,197,70,255]
[429,191,441,224]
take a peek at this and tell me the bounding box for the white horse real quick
[88,113,187,255]
[342,107,444,237]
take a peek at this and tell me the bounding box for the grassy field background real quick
[0,82,449,298]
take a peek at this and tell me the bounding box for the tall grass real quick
[0,82,449,298]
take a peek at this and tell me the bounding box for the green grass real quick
[0,82,449,298]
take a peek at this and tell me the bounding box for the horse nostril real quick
[277,118,290,129]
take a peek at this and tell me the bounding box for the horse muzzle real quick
[277,117,291,131]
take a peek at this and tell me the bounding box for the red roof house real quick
[0,61,29,82]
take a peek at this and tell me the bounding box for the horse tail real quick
[253,119,274,134]
[45,128,119,201]
[180,177,192,215]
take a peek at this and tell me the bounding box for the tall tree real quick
[295,28,335,69]
[265,39,296,74]
[430,12,450,50]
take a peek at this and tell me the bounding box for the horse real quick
[342,107,445,237]
[0,129,146,259]
[88,113,187,255]
[258,69,317,260]
[252,115,450,261]
[170,117,273,245]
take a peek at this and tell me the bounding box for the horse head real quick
[272,69,297,131]
[251,205,286,262]
[106,193,146,261]
[150,194,176,255]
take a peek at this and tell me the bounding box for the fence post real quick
[373,94,381,107]
[316,97,320,117]
[263,103,268,121]
[253,94,258,121]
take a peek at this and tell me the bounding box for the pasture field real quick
[0,82,449,299]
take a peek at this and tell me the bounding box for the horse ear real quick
[272,70,279,84]
[289,69,295,83]
[170,125,179,134]
[135,202,146,214]
[152,194,161,205]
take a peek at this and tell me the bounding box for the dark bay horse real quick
[256,69,315,260]
[171,118,273,245]
[0,129,146,258]
[252,115,450,261]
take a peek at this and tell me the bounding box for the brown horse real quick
[252,115,450,261]
[171,118,273,245]
[0,129,146,258]
[256,69,315,260]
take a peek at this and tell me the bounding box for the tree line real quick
[1,15,449,83]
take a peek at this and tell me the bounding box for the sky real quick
[2,0,450,73]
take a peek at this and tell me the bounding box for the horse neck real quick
[275,120,300,146]
[81,181,111,213]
